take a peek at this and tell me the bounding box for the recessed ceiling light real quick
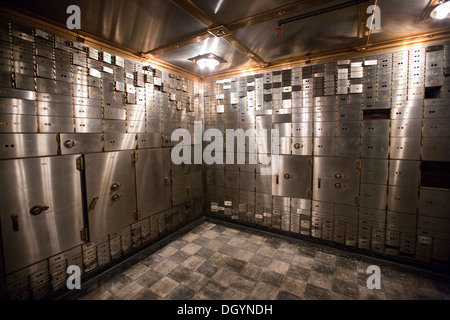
[431,1,450,20]
[188,53,226,71]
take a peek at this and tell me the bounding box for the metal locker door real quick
[388,160,420,187]
[84,151,137,241]
[335,137,361,158]
[313,157,361,206]
[272,155,312,199]
[136,148,171,218]
[0,155,84,274]
[314,137,335,156]
[422,138,450,161]
[172,173,191,206]
[360,183,387,210]
[387,186,418,214]
[390,138,421,160]
[419,187,450,219]
[362,138,389,159]
[361,159,388,185]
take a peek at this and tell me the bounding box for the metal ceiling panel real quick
[1,0,206,53]
[191,0,299,25]
[232,6,359,62]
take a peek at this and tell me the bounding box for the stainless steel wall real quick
[0,20,203,300]
[205,44,450,266]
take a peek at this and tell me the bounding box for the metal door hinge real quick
[131,151,138,163]
[80,228,89,242]
[356,160,361,170]
[134,210,141,221]
[76,156,84,171]
[307,190,312,199]
[355,196,360,205]
[308,158,313,167]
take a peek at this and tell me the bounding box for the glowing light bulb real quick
[431,1,450,20]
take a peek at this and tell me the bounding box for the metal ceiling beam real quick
[167,0,268,66]
[143,30,211,57]
[170,0,216,27]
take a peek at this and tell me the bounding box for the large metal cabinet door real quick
[0,155,84,274]
[84,151,136,241]
[272,155,312,199]
[136,148,171,218]
[313,157,361,206]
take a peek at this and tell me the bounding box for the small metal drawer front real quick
[272,156,312,199]
[127,120,146,133]
[84,151,137,241]
[0,134,59,159]
[89,86,102,100]
[36,77,56,93]
[422,138,450,161]
[0,114,37,133]
[36,46,53,59]
[335,137,361,158]
[362,120,390,138]
[103,108,126,121]
[14,61,34,76]
[104,133,136,151]
[37,92,72,104]
[74,118,102,133]
[423,118,450,137]
[59,133,103,155]
[390,119,422,138]
[387,211,416,228]
[0,155,84,274]
[389,160,420,188]
[387,186,418,214]
[0,98,35,115]
[360,183,387,210]
[74,105,102,119]
[419,187,450,219]
[359,207,386,223]
[315,121,336,137]
[56,69,72,83]
[14,74,35,91]
[313,157,360,206]
[361,159,388,185]
[136,133,161,149]
[55,81,73,96]
[273,123,291,137]
[38,116,73,133]
[363,102,390,110]
[389,138,421,160]
[362,138,389,159]
[391,107,423,120]
[73,84,89,98]
[336,121,360,137]
[13,51,34,64]
[73,74,88,86]
[315,111,335,122]
[104,119,126,133]
[424,105,450,119]
[292,137,312,155]
[314,137,335,156]
[37,101,72,118]
[36,65,54,79]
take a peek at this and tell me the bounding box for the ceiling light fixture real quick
[431,0,450,19]
[188,53,226,71]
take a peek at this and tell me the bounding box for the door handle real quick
[276,175,279,184]
[318,178,321,189]
[30,205,50,216]
[89,196,99,210]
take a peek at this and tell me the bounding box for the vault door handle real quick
[318,178,321,189]
[11,214,19,232]
[89,196,99,210]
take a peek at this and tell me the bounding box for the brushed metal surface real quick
[361,159,388,185]
[419,187,450,219]
[0,114,37,133]
[388,160,420,188]
[104,133,137,151]
[0,155,84,274]
[272,155,312,199]
[422,138,450,161]
[59,133,104,155]
[389,138,421,160]
[313,157,360,206]
[360,183,387,210]
[0,133,58,159]
[136,148,171,218]
[84,151,137,241]
[0,98,36,115]
[387,186,418,214]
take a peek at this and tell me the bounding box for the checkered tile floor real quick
[78,221,450,300]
